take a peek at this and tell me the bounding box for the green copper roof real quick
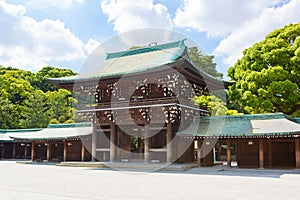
[2,123,92,141]
[0,128,42,142]
[179,113,300,138]
[47,122,92,129]
[106,40,186,60]
[48,40,187,82]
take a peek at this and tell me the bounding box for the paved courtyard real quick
[0,161,300,200]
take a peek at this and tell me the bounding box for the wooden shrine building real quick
[48,40,230,164]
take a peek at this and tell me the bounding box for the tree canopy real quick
[188,47,223,78]
[0,66,77,129]
[228,22,300,116]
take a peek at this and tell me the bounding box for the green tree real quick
[228,22,300,116]
[21,90,50,128]
[0,97,18,129]
[46,89,77,123]
[193,95,227,116]
[35,66,76,92]
[188,47,223,78]
[0,66,77,128]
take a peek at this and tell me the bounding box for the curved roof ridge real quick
[106,39,186,60]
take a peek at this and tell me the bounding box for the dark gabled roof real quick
[178,113,300,138]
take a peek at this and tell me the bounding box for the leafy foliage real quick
[188,47,223,78]
[193,95,240,116]
[228,22,300,116]
[0,66,76,129]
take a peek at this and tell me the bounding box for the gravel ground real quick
[0,161,300,200]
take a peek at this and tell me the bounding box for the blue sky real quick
[0,0,300,80]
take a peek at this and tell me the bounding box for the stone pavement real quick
[0,161,300,200]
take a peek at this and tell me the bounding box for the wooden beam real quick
[31,141,35,161]
[295,137,300,168]
[63,141,67,162]
[110,123,116,162]
[167,121,172,163]
[259,139,264,169]
[226,139,231,168]
[144,123,150,162]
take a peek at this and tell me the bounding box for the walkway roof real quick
[179,113,300,138]
[3,123,92,141]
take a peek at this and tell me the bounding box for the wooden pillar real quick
[63,141,67,162]
[259,139,264,169]
[12,143,16,159]
[226,139,232,168]
[197,138,202,166]
[167,121,173,163]
[24,144,28,159]
[81,142,86,162]
[31,141,35,161]
[295,137,300,168]
[268,140,272,168]
[110,123,116,162]
[138,131,142,159]
[1,143,5,159]
[46,143,51,162]
[92,124,97,162]
[144,123,150,162]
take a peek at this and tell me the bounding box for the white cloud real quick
[26,0,85,9]
[100,0,174,47]
[214,0,300,67]
[173,0,284,37]
[84,38,101,55]
[0,0,88,70]
[101,0,173,33]
[173,0,300,72]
